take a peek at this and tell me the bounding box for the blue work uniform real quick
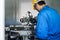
[36,5,60,40]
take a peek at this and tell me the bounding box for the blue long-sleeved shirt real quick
[36,5,60,40]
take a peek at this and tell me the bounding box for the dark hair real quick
[37,1,46,5]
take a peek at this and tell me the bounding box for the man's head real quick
[34,1,46,12]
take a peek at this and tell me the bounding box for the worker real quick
[34,1,60,40]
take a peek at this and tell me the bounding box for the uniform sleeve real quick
[36,12,48,39]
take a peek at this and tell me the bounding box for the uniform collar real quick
[39,5,49,12]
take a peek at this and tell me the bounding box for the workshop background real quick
[5,0,60,40]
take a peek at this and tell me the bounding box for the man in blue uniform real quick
[34,1,60,40]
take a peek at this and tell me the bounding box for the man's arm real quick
[36,12,48,39]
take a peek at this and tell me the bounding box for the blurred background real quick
[5,0,60,40]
